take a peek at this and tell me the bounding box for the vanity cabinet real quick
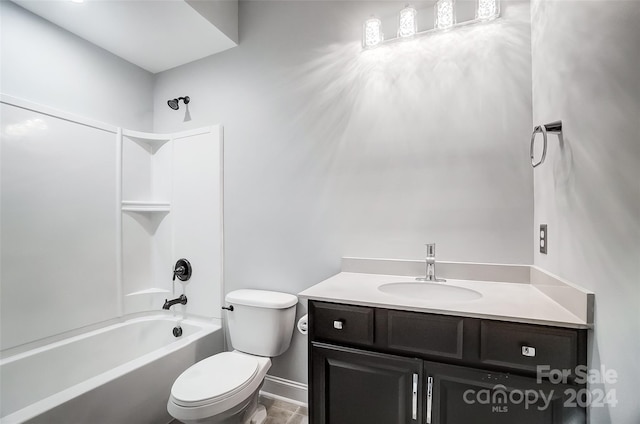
[312,343,423,424]
[425,361,581,424]
[308,301,587,424]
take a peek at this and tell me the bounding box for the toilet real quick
[167,289,298,424]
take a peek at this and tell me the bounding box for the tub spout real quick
[163,294,187,310]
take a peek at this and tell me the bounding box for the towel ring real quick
[530,121,562,168]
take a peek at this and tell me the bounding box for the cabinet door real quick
[311,342,422,424]
[425,361,585,424]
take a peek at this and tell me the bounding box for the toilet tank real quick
[225,290,298,357]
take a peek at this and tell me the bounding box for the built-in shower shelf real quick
[122,129,171,152]
[125,288,171,297]
[122,201,170,213]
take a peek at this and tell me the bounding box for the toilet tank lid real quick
[226,289,298,309]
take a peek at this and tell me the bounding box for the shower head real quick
[167,96,190,110]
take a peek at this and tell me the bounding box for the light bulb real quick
[476,0,499,20]
[398,5,417,38]
[435,0,456,30]
[363,17,383,48]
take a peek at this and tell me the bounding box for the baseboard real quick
[260,375,308,405]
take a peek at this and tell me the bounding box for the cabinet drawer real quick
[311,302,374,346]
[480,321,581,374]
[386,310,465,360]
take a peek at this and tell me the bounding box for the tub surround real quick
[299,258,593,329]
[0,95,225,352]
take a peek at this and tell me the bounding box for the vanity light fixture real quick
[398,5,418,38]
[362,0,499,49]
[435,0,456,30]
[476,0,499,20]
[363,16,384,48]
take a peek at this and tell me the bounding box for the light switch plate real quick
[540,224,547,254]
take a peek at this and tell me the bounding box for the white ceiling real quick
[12,0,238,74]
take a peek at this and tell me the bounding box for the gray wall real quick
[531,1,640,423]
[154,0,534,384]
[1,1,154,130]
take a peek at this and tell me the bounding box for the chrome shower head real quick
[167,96,190,110]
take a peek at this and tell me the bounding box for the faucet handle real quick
[425,243,436,257]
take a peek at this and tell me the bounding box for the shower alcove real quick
[1,94,224,352]
[120,127,224,317]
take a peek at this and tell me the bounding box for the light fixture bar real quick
[361,0,500,50]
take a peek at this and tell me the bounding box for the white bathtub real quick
[0,314,223,424]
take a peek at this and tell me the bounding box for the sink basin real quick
[378,282,482,302]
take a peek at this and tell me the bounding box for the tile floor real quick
[167,396,308,424]
[260,395,308,424]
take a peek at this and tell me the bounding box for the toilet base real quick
[244,404,267,424]
[171,386,267,424]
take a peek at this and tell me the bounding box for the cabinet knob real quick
[521,345,536,357]
[333,320,344,330]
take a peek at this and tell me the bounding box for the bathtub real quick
[0,314,223,424]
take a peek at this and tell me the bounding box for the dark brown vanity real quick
[308,301,588,424]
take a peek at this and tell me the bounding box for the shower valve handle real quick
[172,259,192,282]
[173,266,185,281]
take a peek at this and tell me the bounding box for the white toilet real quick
[167,289,298,424]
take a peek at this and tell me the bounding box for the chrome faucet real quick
[416,243,446,282]
[162,294,187,310]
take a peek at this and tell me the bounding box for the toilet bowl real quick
[167,290,298,424]
[167,351,271,424]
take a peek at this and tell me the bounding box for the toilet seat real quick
[170,351,260,407]
[167,352,271,423]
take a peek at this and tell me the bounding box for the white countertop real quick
[299,272,590,329]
